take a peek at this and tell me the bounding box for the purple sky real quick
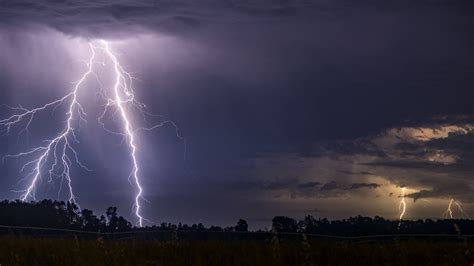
[1,0,474,228]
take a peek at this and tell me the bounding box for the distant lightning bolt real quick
[443,198,468,219]
[443,198,454,219]
[398,186,406,227]
[0,40,184,227]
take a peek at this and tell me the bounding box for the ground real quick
[0,237,473,265]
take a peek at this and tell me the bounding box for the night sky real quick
[1,0,474,229]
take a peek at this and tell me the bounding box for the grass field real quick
[1,237,474,265]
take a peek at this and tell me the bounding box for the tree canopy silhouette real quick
[0,200,131,232]
[1,200,473,238]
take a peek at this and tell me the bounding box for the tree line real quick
[0,200,472,237]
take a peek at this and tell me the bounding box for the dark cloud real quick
[338,170,375,176]
[204,177,381,199]
[0,0,472,40]
[0,0,342,37]
[363,160,474,173]
[297,181,321,189]
[304,181,380,192]
[320,181,339,191]
[406,181,474,202]
[349,183,379,190]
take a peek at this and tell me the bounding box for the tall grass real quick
[0,237,474,265]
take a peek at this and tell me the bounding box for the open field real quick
[1,237,474,266]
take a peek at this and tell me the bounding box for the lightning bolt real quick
[398,186,406,227]
[101,40,145,227]
[0,40,184,227]
[443,198,454,219]
[443,198,468,219]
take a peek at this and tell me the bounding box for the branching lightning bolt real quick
[444,198,454,219]
[0,40,184,227]
[443,198,468,219]
[1,44,95,205]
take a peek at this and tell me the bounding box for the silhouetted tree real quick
[80,209,103,231]
[272,216,298,233]
[209,226,223,232]
[298,215,319,233]
[105,206,131,231]
[235,219,248,232]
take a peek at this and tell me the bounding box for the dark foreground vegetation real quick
[1,237,474,265]
[2,200,474,265]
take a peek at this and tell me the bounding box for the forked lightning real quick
[0,41,184,226]
[443,198,468,219]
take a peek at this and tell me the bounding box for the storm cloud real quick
[1,0,474,228]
